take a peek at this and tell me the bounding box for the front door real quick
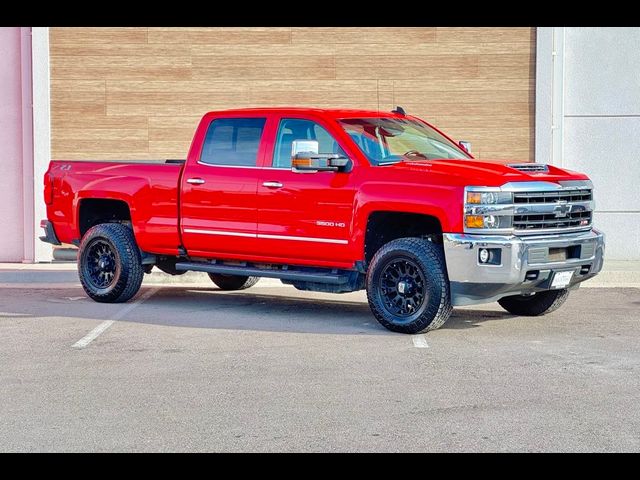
[180,116,266,258]
[256,117,357,266]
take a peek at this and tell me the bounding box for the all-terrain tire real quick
[498,289,570,316]
[78,223,144,303]
[366,237,452,334]
[208,273,260,291]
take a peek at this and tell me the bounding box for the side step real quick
[175,262,351,285]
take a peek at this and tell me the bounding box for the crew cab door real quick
[255,117,357,266]
[180,116,267,257]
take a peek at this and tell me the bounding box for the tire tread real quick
[498,289,570,316]
[208,273,260,291]
[366,237,452,334]
[78,223,144,303]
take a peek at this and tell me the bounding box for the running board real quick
[175,262,351,285]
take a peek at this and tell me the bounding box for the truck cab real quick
[42,107,605,334]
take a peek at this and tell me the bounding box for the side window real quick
[200,118,266,167]
[273,119,346,168]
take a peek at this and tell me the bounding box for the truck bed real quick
[46,160,184,255]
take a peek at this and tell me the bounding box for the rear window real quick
[200,118,266,167]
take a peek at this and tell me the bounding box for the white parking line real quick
[412,335,429,348]
[72,287,159,349]
[72,320,116,349]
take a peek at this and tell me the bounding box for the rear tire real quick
[366,237,452,334]
[208,273,260,291]
[78,223,144,303]
[498,289,569,316]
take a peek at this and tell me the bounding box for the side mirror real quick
[291,139,319,157]
[459,140,471,153]
[291,139,352,173]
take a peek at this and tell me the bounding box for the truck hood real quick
[390,159,590,187]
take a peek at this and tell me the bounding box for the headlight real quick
[466,191,512,205]
[464,187,513,232]
[464,214,512,229]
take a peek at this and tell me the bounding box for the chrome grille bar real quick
[514,189,592,204]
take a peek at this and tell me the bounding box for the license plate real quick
[551,270,574,289]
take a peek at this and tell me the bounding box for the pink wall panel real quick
[0,27,24,261]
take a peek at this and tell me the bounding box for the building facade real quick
[0,27,637,262]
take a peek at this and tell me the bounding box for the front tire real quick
[498,289,569,316]
[366,238,452,334]
[78,223,144,303]
[208,273,260,291]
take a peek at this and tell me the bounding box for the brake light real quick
[44,172,53,205]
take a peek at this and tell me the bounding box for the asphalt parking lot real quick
[1,278,639,452]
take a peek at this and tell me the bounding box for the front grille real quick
[464,181,594,235]
[514,210,592,231]
[508,163,549,173]
[514,189,592,204]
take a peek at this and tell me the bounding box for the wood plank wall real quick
[50,27,536,161]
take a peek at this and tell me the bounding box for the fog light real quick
[478,248,502,266]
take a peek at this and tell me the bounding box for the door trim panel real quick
[183,228,348,245]
[183,228,256,238]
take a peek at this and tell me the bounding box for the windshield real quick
[339,117,471,165]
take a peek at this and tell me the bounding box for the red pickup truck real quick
[41,107,605,333]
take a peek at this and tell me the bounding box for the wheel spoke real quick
[378,257,429,317]
[85,239,118,289]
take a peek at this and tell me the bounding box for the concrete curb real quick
[1,261,639,288]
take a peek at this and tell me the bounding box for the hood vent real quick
[508,163,549,173]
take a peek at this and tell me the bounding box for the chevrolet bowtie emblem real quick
[553,200,572,218]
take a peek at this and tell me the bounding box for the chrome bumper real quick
[443,229,605,306]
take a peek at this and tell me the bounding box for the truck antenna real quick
[392,106,406,116]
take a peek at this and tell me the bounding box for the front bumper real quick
[443,228,605,306]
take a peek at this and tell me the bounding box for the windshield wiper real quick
[403,150,430,160]
[377,151,431,166]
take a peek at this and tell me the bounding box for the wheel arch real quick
[74,175,148,242]
[77,197,133,239]
[363,210,444,265]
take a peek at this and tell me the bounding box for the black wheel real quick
[78,223,144,303]
[208,273,260,291]
[498,289,569,316]
[366,237,452,334]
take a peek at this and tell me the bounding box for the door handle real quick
[186,178,206,185]
[262,181,283,188]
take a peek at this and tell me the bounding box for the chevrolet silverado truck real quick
[41,107,605,333]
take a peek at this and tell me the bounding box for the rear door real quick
[255,116,357,266]
[180,116,267,258]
